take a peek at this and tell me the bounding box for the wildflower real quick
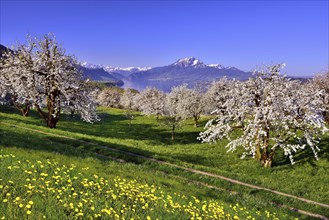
[76,212,84,217]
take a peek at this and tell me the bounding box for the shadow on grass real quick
[0,121,155,162]
[4,106,328,170]
[1,106,203,145]
[0,114,212,171]
[272,137,329,167]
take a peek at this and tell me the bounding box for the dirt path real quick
[1,121,328,219]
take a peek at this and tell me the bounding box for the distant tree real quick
[135,87,166,120]
[163,85,193,141]
[174,85,205,127]
[199,64,328,167]
[120,88,138,127]
[120,88,138,109]
[203,77,236,115]
[0,33,99,127]
[97,87,122,108]
[312,71,329,124]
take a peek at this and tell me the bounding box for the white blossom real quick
[199,64,328,167]
[134,87,166,119]
[0,33,99,127]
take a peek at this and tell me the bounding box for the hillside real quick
[1,106,328,219]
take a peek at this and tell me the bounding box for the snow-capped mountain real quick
[124,57,252,92]
[172,57,207,68]
[79,57,252,91]
[171,57,226,69]
[208,64,224,69]
[79,62,151,83]
[80,62,150,76]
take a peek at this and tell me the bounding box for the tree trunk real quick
[255,129,261,160]
[47,117,58,128]
[171,124,175,142]
[260,148,275,168]
[194,115,198,128]
[45,91,60,128]
[261,158,273,168]
[70,109,75,117]
[35,90,60,128]
[21,106,30,117]
[324,111,329,124]
[258,129,274,167]
[12,97,30,117]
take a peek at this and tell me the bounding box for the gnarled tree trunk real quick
[21,105,30,117]
[193,114,200,128]
[35,90,61,128]
[257,129,275,168]
[11,96,31,117]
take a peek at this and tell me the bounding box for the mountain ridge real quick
[122,57,252,91]
[80,57,252,91]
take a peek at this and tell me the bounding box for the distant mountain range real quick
[79,62,150,86]
[81,57,252,92]
[78,66,124,86]
[0,44,310,91]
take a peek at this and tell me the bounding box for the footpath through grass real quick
[1,106,328,219]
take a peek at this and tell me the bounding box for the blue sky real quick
[1,0,328,76]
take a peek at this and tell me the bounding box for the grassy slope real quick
[1,106,328,218]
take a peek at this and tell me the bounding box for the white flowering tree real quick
[135,87,166,120]
[120,88,138,127]
[185,88,205,127]
[97,87,122,108]
[163,85,196,141]
[0,41,35,116]
[0,34,99,128]
[203,77,236,115]
[312,72,329,124]
[199,64,328,167]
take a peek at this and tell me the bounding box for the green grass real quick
[1,105,328,219]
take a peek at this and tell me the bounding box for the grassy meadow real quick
[0,106,328,219]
